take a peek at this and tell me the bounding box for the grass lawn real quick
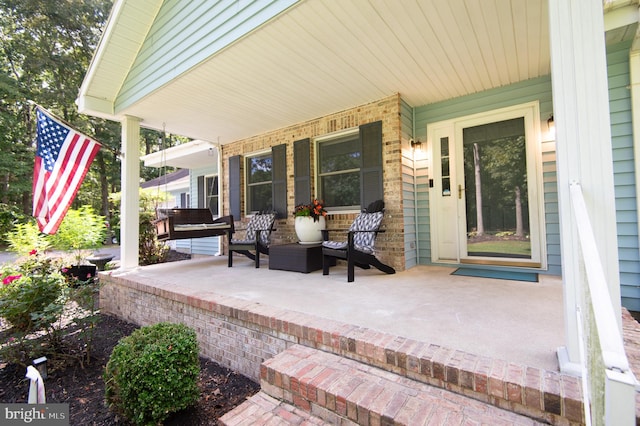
[467,240,531,257]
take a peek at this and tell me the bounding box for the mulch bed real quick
[0,250,260,425]
[0,314,260,425]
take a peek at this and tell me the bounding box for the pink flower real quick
[3,275,22,285]
[29,249,37,256]
[61,268,68,273]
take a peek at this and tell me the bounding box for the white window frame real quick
[315,127,361,212]
[244,149,272,214]
[204,174,219,216]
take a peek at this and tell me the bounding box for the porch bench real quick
[154,209,233,241]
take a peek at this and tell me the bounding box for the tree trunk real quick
[515,185,523,237]
[473,143,484,236]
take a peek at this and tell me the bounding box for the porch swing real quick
[151,133,234,242]
[154,209,233,242]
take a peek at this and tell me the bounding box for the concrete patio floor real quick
[106,254,565,372]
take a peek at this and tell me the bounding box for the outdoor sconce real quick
[547,115,555,138]
[410,138,423,153]
[33,356,47,379]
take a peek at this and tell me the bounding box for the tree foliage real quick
[0,0,118,220]
[0,0,191,243]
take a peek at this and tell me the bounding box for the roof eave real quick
[77,0,163,120]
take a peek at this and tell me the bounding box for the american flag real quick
[32,107,101,234]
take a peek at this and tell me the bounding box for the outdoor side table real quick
[269,243,325,273]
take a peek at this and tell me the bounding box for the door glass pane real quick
[462,117,531,259]
[440,137,451,196]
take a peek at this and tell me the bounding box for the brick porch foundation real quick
[100,272,585,424]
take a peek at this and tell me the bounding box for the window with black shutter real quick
[316,121,382,210]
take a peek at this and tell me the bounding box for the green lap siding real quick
[116,0,298,111]
[608,40,640,311]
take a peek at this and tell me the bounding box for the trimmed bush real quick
[103,322,200,425]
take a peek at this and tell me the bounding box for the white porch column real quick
[549,0,622,372]
[120,115,141,270]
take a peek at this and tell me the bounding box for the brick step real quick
[227,344,554,425]
[219,391,333,425]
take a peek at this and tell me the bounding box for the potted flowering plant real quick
[293,199,327,222]
[293,199,327,244]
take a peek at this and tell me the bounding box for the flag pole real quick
[28,100,123,157]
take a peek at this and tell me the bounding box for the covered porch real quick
[81,0,640,422]
[99,256,591,423]
[102,257,565,372]
[99,256,640,423]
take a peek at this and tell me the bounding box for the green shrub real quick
[0,252,66,332]
[104,322,200,425]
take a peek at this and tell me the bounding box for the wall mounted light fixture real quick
[547,115,555,132]
[410,138,423,152]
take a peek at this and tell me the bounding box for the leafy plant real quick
[0,249,104,367]
[0,251,66,332]
[110,189,169,266]
[0,203,26,246]
[66,278,102,367]
[6,222,51,255]
[104,322,200,425]
[49,206,107,265]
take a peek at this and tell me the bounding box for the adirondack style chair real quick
[227,212,276,268]
[321,201,395,282]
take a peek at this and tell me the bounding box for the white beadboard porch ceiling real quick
[80,0,637,145]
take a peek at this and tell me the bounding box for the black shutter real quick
[229,155,241,219]
[293,138,311,205]
[197,175,204,208]
[271,144,287,218]
[359,121,383,208]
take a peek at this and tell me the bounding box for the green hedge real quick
[104,322,200,425]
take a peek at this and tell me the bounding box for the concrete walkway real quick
[108,255,565,372]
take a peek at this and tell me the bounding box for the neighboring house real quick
[77,0,639,378]
[140,168,190,210]
[140,168,190,252]
[141,140,224,256]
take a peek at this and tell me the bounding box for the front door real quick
[429,102,545,268]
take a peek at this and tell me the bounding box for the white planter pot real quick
[294,216,326,244]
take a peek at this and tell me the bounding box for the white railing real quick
[569,181,637,425]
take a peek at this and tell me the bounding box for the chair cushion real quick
[230,238,255,245]
[349,211,383,250]
[244,213,276,246]
[322,241,348,250]
[322,211,383,254]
